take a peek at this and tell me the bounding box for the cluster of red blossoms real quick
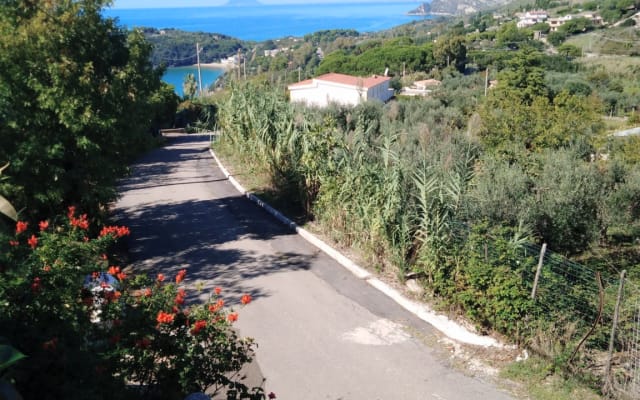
[156,311,175,324]
[175,269,186,284]
[190,320,207,335]
[11,221,40,249]
[67,207,89,230]
[99,225,131,238]
[108,266,127,281]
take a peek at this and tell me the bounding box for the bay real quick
[162,66,223,97]
[103,2,432,41]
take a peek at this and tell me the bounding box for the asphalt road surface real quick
[114,134,515,400]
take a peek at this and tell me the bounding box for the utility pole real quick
[196,43,203,96]
[298,66,301,82]
[484,67,489,97]
[237,48,242,81]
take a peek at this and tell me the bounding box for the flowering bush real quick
[0,208,264,400]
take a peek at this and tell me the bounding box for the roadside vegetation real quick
[201,0,640,398]
[0,1,263,399]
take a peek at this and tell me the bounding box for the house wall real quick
[366,81,393,103]
[290,82,365,107]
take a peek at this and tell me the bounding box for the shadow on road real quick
[116,195,313,306]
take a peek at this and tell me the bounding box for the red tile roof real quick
[288,78,314,88]
[288,73,391,89]
[315,73,391,89]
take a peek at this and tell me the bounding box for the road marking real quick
[342,319,410,346]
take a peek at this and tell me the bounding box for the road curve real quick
[114,134,514,400]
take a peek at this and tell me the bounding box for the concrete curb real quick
[209,148,503,348]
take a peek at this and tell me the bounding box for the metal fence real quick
[518,242,640,399]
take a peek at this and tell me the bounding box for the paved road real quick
[114,134,514,400]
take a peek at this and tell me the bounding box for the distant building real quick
[413,79,441,90]
[548,13,603,31]
[516,10,548,28]
[400,79,442,97]
[288,73,394,107]
[264,48,288,57]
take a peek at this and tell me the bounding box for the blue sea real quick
[104,3,432,95]
[162,66,223,97]
[103,2,432,41]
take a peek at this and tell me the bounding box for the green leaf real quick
[0,345,26,371]
[0,195,17,222]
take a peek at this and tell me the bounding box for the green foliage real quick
[456,224,537,338]
[433,35,467,72]
[527,150,606,253]
[0,209,261,400]
[496,22,533,49]
[303,29,360,45]
[0,0,177,221]
[182,73,198,100]
[316,38,435,76]
[143,28,245,67]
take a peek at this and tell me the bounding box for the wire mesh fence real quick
[514,242,640,399]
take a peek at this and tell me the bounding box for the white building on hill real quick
[516,10,549,28]
[287,73,394,107]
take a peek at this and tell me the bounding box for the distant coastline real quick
[197,62,234,70]
[406,2,430,16]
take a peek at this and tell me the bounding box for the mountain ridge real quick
[429,0,512,15]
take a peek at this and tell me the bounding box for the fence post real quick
[604,270,627,395]
[531,243,547,300]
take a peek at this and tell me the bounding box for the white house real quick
[516,10,548,28]
[287,73,394,107]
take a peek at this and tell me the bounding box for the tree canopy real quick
[0,0,177,220]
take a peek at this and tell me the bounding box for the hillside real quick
[143,28,246,67]
[429,0,512,15]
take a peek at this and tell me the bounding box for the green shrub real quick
[0,209,261,400]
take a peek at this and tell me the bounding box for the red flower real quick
[92,271,100,279]
[174,289,186,306]
[42,265,51,272]
[31,277,41,293]
[70,214,89,230]
[108,266,120,275]
[214,287,222,295]
[144,288,152,297]
[27,235,38,249]
[9,240,18,247]
[99,225,130,238]
[227,313,238,322]
[268,392,277,399]
[156,273,165,282]
[105,291,122,302]
[39,220,49,231]
[156,311,175,324]
[101,253,108,260]
[116,272,127,281]
[175,269,187,284]
[191,320,207,335]
[241,294,252,305]
[15,221,28,234]
[208,298,225,313]
[67,206,76,219]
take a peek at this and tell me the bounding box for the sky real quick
[111,0,414,9]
